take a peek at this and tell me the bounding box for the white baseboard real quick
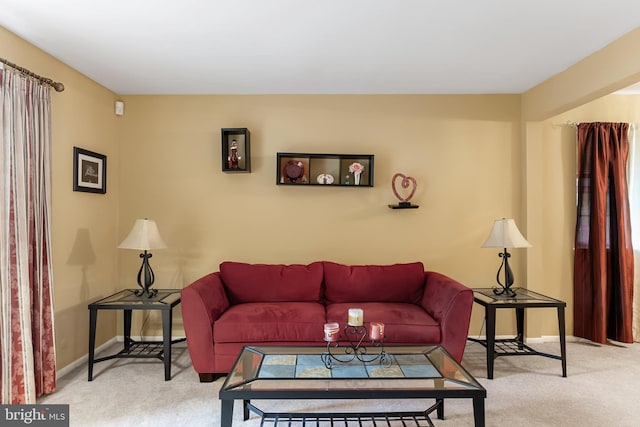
[469,334,579,343]
[59,334,576,379]
[113,335,185,342]
[57,337,118,379]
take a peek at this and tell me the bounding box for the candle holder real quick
[321,323,390,369]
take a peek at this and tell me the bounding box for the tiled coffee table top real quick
[258,353,441,379]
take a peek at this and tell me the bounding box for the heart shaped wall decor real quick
[392,173,417,203]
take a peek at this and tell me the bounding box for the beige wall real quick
[4,22,640,372]
[116,94,524,338]
[1,27,120,369]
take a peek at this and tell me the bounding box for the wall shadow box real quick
[277,152,374,187]
[221,128,250,172]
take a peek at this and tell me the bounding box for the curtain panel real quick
[627,125,640,342]
[574,122,634,344]
[0,65,56,403]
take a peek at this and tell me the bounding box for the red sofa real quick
[181,261,473,382]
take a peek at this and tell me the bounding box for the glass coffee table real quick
[219,345,486,427]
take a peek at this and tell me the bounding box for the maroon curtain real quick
[574,122,634,344]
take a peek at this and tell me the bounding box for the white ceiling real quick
[2,0,640,95]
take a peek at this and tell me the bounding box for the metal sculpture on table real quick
[321,322,390,369]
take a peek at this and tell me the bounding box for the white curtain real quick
[628,124,640,342]
[0,64,56,403]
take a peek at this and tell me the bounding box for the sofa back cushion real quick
[323,261,425,304]
[220,261,324,304]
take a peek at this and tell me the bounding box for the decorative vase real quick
[354,172,361,186]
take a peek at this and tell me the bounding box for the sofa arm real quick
[421,271,473,363]
[181,272,230,378]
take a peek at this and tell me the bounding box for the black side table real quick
[88,289,185,381]
[468,288,567,379]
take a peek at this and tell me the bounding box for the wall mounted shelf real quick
[277,152,374,187]
[222,128,250,172]
[388,203,419,209]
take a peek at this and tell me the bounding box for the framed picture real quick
[73,147,107,194]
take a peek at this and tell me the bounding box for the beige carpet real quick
[39,339,640,426]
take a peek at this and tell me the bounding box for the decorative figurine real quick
[228,139,240,169]
[349,162,364,185]
[285,160,305,183]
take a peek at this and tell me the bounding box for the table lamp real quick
[481,218,531,297]
[118,218,167,297]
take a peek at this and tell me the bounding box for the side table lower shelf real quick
[468,337,564,360]
[93,338,186,363]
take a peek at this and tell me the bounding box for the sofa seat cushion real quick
[323,261,425,304]
[220,261,324,304]
[326,302,440,343]
[214,302,326,343]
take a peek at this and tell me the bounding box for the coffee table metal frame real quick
[219,345,486,427]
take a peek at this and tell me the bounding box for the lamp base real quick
[492,248,517,297]
[492,285,517,298]
[135,251,157,298]
[134,288,158,298]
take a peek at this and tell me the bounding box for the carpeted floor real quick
[39,339,640,426]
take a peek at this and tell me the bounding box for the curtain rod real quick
[0,56,64,92]
[564,121,640,127]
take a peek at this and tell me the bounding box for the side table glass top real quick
[473,288,565,306]
[89,289,181,307]
[222,346,484,393]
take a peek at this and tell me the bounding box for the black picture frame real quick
[73,147,107,194]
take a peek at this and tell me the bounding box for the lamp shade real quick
[118,218,167,250]
[481,218,531,249]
